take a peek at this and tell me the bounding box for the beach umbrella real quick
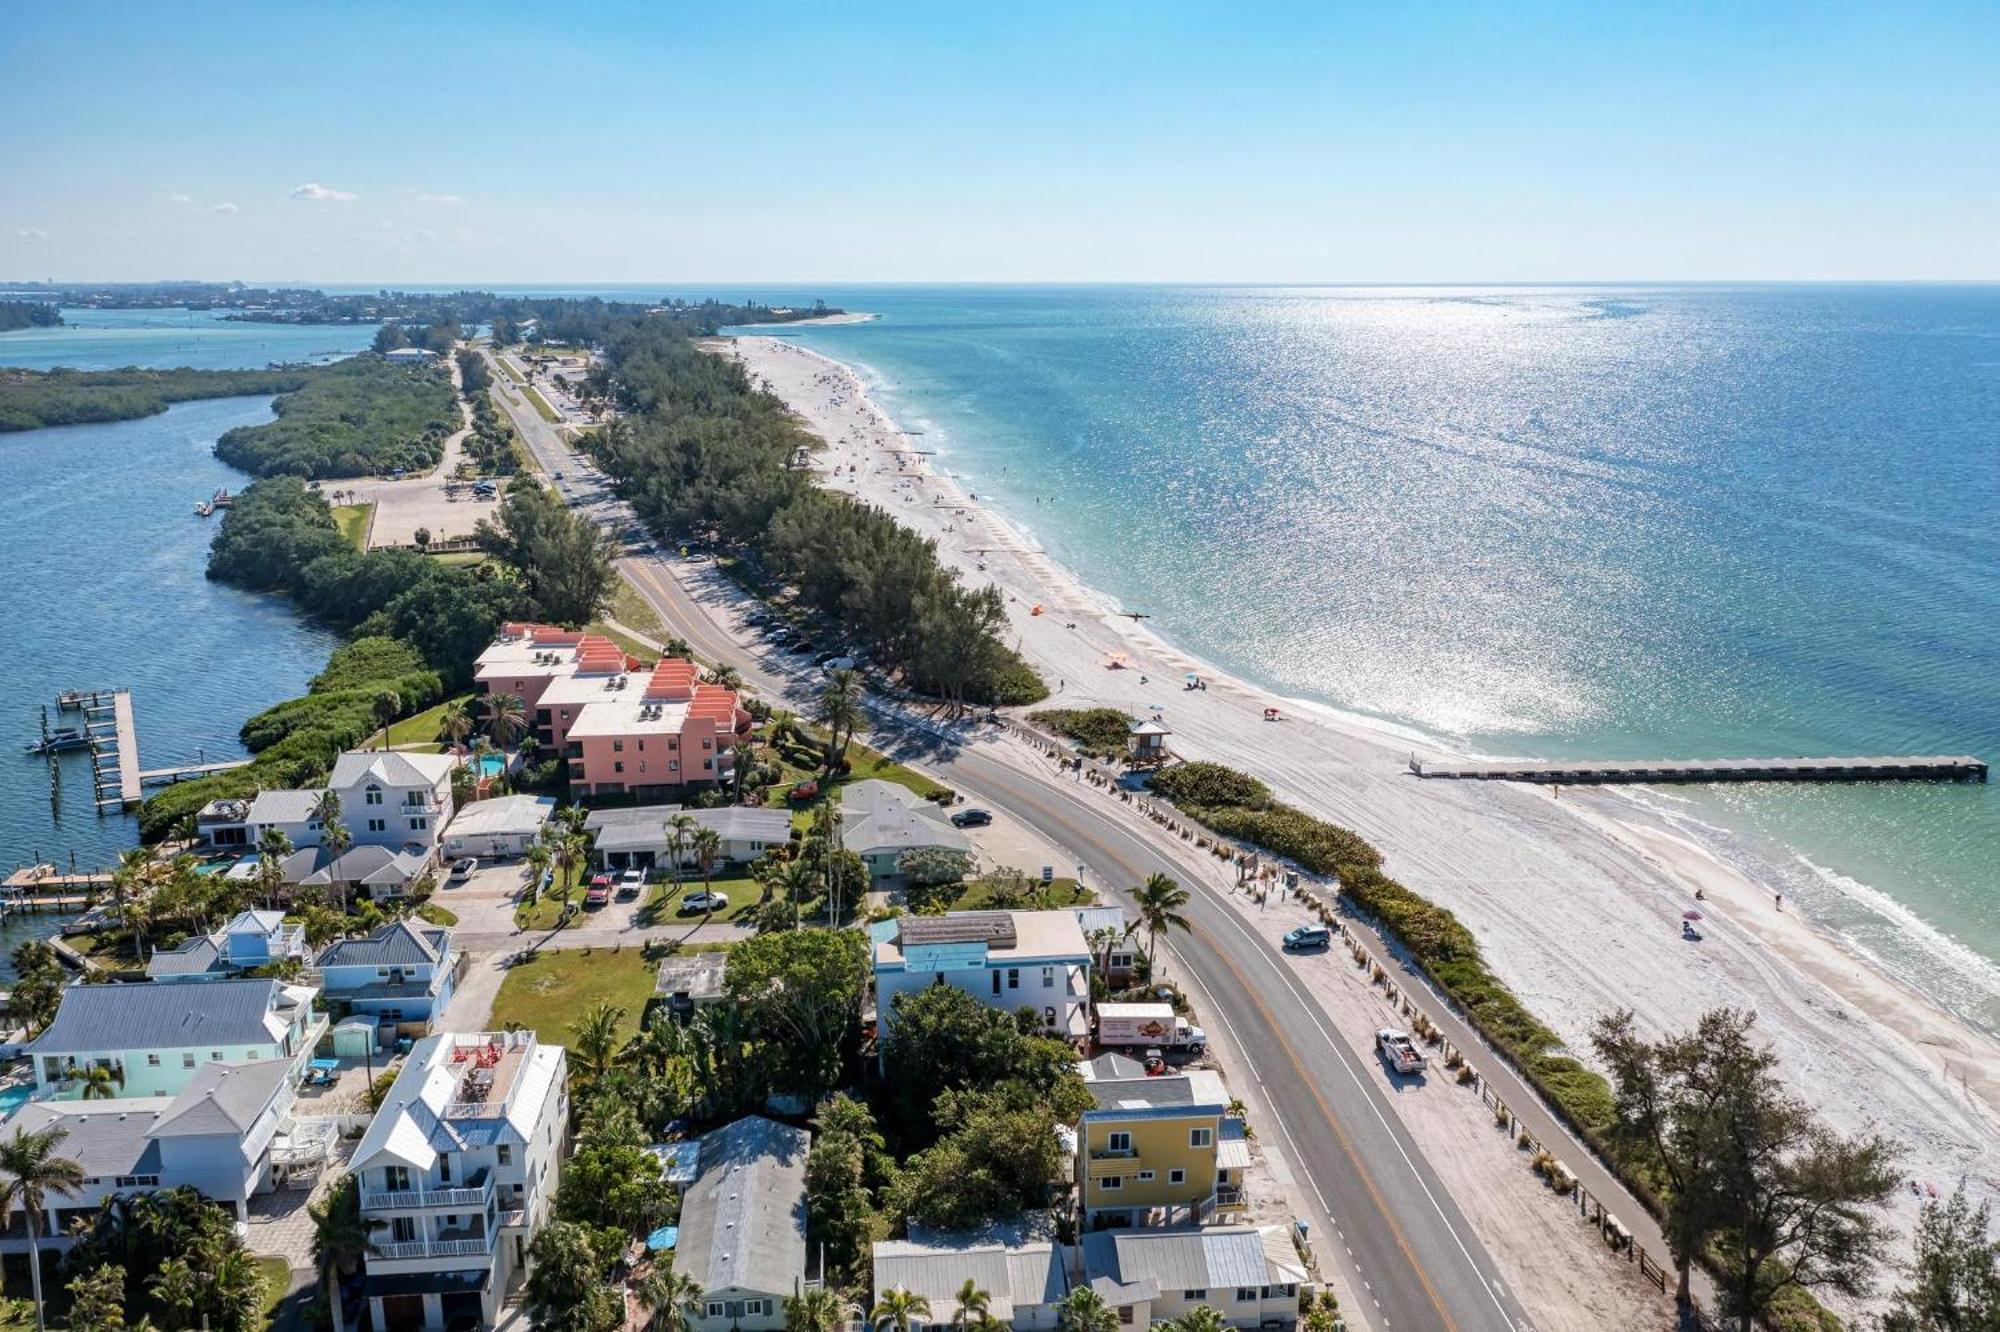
[1682,910,1704,922]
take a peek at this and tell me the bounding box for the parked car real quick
[447,857,478,883]
[821,656,857,673]
[617,868,645,899]
[1282,925,1332,952]
[585,875,614,909]
[680,889,729,915]
[949,808,993,828]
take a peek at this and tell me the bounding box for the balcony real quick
[372,1234,493,1261]
[362,1170,492,1212]
[440,1031,537,1119]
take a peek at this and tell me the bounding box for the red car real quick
[585,875,614,909]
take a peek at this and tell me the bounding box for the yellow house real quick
[1076,1066,1243,1228]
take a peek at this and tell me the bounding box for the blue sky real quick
[4,2,1997,283]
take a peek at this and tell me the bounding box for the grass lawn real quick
[491,946,657,1045]
[363,692,473,750]
[495,356,527,384]
[61,929,137,963]
[521,384,561,424]
[431,550,488,567]
[417,903,458,926]
[331,502,374,549]
[950,876,1093,910]
[639,874,761,925]
[608,573,669,639]
[257,1255,293,1330]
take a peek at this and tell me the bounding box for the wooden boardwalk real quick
[139,758,251,785]
[1410,754,1988,785]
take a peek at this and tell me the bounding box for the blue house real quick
[148,910,310,981]
[315,920,459,1041]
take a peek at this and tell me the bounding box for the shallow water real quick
[732,284,2000,1027]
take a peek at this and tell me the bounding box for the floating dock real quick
[1409,754,1987,785]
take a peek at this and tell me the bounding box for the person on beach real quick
[1775,892,1784,911]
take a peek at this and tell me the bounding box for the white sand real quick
[728,334,2000,1259]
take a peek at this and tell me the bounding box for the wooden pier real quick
[139,758,251,785]
[1409,754,1988,785]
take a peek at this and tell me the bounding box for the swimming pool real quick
[475,754,506,779]
[0,1085,35,1118]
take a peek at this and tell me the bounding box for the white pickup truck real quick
[1376,1028,1426,1075]
[1097,1002,1208,1056]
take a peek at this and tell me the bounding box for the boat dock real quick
[1409,754,1988,785]
[138,759,251,785]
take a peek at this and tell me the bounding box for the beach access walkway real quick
[1411,753,1988,784]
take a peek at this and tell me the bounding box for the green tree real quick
[8,941,65,1037]
[1058,1287,1118,1332]
[635,1267,704,1332]
[812,670,864,772]
[1167,1310,1227,1332]
[66,1265,127,1332]
[570,1002,627,1080]
[691,827,723,895]
[475,481,616,626]
[555,1138,676,1242]
[484,691,528,748]
[0,1124,85,1332]
[1132,872,1191,978]
[950,1280,992,1331]
[723,928,869,1097]
[1882,1185,2000,1332]
[871,1288,932,1332]
[785,1289,852,1332]
[75,1064,124,1101]
[255,825,294,910]
[523,1221,622,1332]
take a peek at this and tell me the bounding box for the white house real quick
[679,1116,814,1332]
[872,910,1093,1045]
[0,1059,333,1251]
[201,749,456,854]
[871,1232,1068,1330]
[25,978,327,1098]
[353,1031,568,1332]
[316,920,460,1039]
[147,909,310,981]
[584,804,791,872]
[840,780,970,880]
[441,795,555,860]
[1078,1226,1308,1330]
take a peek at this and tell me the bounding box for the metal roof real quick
[445,794,555,838]
[146,934,224,978]
[676,1115,809,1297]
[585,803,790,851]
[29,978,287,1055]
[245,788,325,824]
[330,750,456,789]
[872,1237,1066,1321]
[318,919,447,969]
[1081,1226,1305,1295]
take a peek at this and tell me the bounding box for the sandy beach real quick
[728,333,2000,1255]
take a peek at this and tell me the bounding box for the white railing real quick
[362,1179,494,1211]
[373,1236,492,1261]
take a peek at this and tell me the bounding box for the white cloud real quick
[417,192,463,205]
[167,192,193,204]
[207,201,240,214]
[290,182,357,203]
[16,227,48,239]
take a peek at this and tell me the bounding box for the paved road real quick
[484,352,1533,1332]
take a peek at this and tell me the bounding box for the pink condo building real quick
[473,623,751,799]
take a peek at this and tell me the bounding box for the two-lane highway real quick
[483,348,1535,1332]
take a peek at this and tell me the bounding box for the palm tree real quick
[321,816,354,912]
[950,1280,991,1331]
[0,1124,85,1332]
[785,1289,851,1332]
[75,1065,123,1101]
[256,826,293,910]
[570,1002,625,1079]
[310,787,343,829]
[1168,1309,1226,1332]
[372,690,403,749]
[665,812,699,879]
[710,664,743,691]
[692,827,723,897]
[1132,872,1192,979]
[635,1266,704,1332]
[871,1287,932,1332]
[552,831,588,907]
[110,847,156,958]
[1058,1288,1118,1332]
[483,692,527,748]
[812,670,865,772]
[523,841,553,903]
[439,700,475,747]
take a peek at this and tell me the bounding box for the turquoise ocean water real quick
[2,287,1994,1028]
[714,285,2000,1028]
